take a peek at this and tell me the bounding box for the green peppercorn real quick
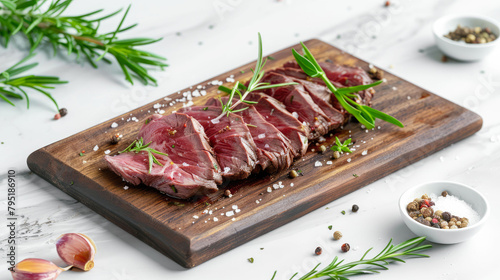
[289,170,298,178]
[319,145,327,153]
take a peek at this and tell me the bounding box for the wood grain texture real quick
[27,39,482,268]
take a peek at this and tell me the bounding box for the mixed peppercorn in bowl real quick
[399,181,489,244]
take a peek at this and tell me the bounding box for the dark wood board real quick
[27,39,482,268]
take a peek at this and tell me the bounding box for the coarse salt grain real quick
[111,122,118,128]
[267,187,272,193]
[258,133,266,139]
[326,161,333,165]
[193,215,199,219]
[224,167,230,173]
[347,158,352,163]
[314,161,323,167]
[213,217,219,222]
[123,186,129,190]
[232,205,238,210]
[290,183,294,187]
[256,200,260,204]
[235,209,241,213]
[93,145,99,151]
[362,150,368,156]
[104,150,111,155]
[292,112,299,118]
[429,193,481,224]
[226,211,234,217]
[211,119,220,124]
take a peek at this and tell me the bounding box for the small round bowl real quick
[399,181,489,244]
[433,15,499,61]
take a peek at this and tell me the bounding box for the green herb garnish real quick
[341,210,346,215]
[215,33,297,120]
[248,257,254,264]
[0,53,66,110]
[271,236,431,280]
[353,174,358,178]
[119,137,168,173]
[0,1,167,86]
[328,225,332,230]
[292,42,403,129]
[330,137,352,153]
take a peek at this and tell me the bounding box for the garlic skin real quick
[11,258,66,280]
[56,233,96,271]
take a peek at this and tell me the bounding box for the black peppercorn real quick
[352,204,359,212]
[442,191,448,197]
[59,107,68,117]
[432,223,441,229]
[341,243,350,252]
[442,211,452,222]
[315,247,322,255]
[111,134,122,144]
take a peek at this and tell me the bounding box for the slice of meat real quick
[260,72,333,139]
[178,106,257,180]
[246,92,310,157]
[271,69,345,127]
[284,61,374,105]
[206,97,294,173]
[105,113,219,199]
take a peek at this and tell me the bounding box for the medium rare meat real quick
[205,97,295,173]
[246,92,310,157]
[178,106,258,180]
[283,61,374,106]
[105,113,220,199]
[271,69,345,127]
[260,72,334,139]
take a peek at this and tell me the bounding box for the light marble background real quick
[1,0,499,279]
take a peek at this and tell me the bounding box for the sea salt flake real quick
[193,215,199,219]
[232,205,238,210]
[258,133,266,139]
[153,103,161,109]
[347,158,352,163]
[290,183,294,187]
[326,161,333,165]
[213,217,219,222]
[256,200,260,204]
[226,211,234,217]
[111,122,118,128]
[314,161,323,167]
[123,186,129,190]
[267,187,272,193]
[223,167,230,173]
[362,150,368,156]
[93,145,99,151]
[273,184,279,190]
[235,209,241,213]
[104,150,111,155]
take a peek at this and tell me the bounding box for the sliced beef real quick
[246,92,310,157]
[105,113,220,199]
[178,106,257,180]
[283,61,374,106]
[271,69,345,127]
[260,72,334,139]
[206,97,294,173]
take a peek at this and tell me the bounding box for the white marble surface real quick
[1,0,499,279]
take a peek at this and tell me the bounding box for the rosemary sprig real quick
[292,42,403,129]
[271,236,431,280]
[119,137,168,174]
[215,33,297,121]
[0,52,66,110]
[330,137,352,154]
[0,0,167,85]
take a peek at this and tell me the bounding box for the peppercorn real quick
[442,226,450,229]
[384,1,390,7]
[352,204,359,212]
[460,221,469,228]
[413,198,422,203]
[442,211,452,222]
[54,113,61,120]
[431,218,439,225]
[289,170,298,178]
[224,189,232,197]
[420,207,434,218]
[440,221,448,228]
[333,231,342,240]
[319,145,327,153]
[450,225,458,229]
[450,217,458,223]
[448,221,456,227]
[111,134,122,144]
[407,201,419,212]
[315,247,322,255]
[416,217,431,226]
[429,201,435,206]
[333,151,340,159]
[408,211,420,218]
[460,217,469,223]
[441,191,448,197]
[341,243,350,252]
[456,221,462,227]
[58,108,67,117]
[435,210,443,218]
[421,194,429,200]
[432,223,441,229]
[425,217,432,222]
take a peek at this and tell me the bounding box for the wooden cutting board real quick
[27,39,482,268]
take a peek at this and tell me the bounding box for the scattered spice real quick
[79,151,85,156]
[328,225,333,230]
[444,25,497,44]
[441,191,448,197]
[289,170,298,178]
[248,257,254,263]
[384,1,390,7]
[341,210,346,215]
[224,189,232,197]
[333,231,342,240]
[319,145,327,153]
[111,134,122,144]
[333,151,340,159]
[53,113,61,120]
[352,204,359,212]
[368,66,384,80]
[441,55,448,62]
[59,108,68,117]
[315,247,322,255]
[353,174,358,178]
[341,243,350,252]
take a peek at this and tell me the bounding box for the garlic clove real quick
[56,233,96,271]
[11,258,69,280]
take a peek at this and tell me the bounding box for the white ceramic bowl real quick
[433,15,499,61]
[399,181,489,244]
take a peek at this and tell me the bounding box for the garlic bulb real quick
[56,233,96,271]
[11,258,68,280]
